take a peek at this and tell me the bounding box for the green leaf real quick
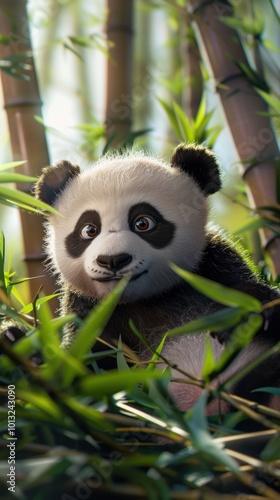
[0,161,27,172]
[69,278,128,360]
[120,128,152,149]
[256,89,280,113]
[78,368,163,397]
[275,160,280,204]
[36,305,88,385]
[16,384,63,420]
[0,185,60,215]
[20,294,60,314]
[0,173,37,183]
[170,263,262,311]
[261,433,280,461]
[157,98,182,139]
[147,333,167,371]
[194,94,207,130]
[173,100,195,142]
[202,335,216,378]
[187,393,241,474]
[252,387,280,396]
[263,39,280,54]
[167,307,244,337]
[236,61,269,92]
[209,314,263,380]
[102,131,119,155]
[0,232,6,293]
[234,217,267,235]
[220,15,264,35]
[117,337,131,371]
[62,396,114,431]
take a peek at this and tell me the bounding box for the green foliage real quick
[158,95,222,147]
[0,162,59,215]
[220,13,264,37]
[0,52,32,81]
[1,239,280,497]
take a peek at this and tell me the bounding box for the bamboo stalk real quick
[183,27,203,119]
[0,0,57,303]
[105,0,134,146]
[188,0,280,276]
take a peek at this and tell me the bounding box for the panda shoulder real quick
[199,227,258,286]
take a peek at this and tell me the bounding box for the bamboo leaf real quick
[202,335,217,378]
[173,100,195,142]
[62,396,114,431]
[220,15,264,35]
[187,394,241,474]
[16,385,63,420]
[263,39,280,54]
[194,94,207,129]
[157,98,182,139]
[170,263,262,311]
[261,433,280,461]
[0,173,37,183]
[0,161,27,172]
[236,61,269,91]
[195,109,215,141]
[78,368,163,397]
[167,307,244,337]
[0,185,60,215]
[256,89,280,113]
[234,217,267,235]
[120,128,152,149]
[102,131,119,155]
[69,278,128,360]
[209,314,263,379]
[20,294,60,314]
[0,232,6,293]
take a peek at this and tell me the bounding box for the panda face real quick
[46,154,209,302]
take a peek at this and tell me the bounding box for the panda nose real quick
[97,253,132,271]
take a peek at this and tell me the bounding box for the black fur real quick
[171,143,222,195]
[61,231,280,411]
[128,202,176,249]
[34,161,80,207]
[66,210,102,258]
[3,144,279,418]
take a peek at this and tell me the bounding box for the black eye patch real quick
[128,202,175,249]
[65,210,101,258]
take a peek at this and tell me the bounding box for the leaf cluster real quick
[0,238,280,498]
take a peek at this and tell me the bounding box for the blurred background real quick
[0,0,280,305]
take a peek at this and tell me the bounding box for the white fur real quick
[46,153,208,302]
[161,334,267,413]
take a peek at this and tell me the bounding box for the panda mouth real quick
[93,270,148,283]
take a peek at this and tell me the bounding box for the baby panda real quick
[35,143,280,414]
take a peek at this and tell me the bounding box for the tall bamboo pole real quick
[188,0,280,276]
[105,0,134,145]
[183,27,203,119]
[0,0,57,302]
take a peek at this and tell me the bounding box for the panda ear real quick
[35,161,80,207]
[170,143,222,195]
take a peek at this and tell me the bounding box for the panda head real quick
[35,144,221,303]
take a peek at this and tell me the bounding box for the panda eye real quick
[80,224,99,239]
[134,216,155,232]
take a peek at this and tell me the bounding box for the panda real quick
[34,143,280,415]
